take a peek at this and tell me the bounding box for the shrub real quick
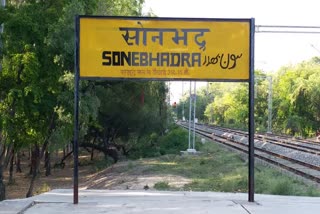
[35,183,51,195]
[127,126,191,159]
[154,181,170,190]
[270,180,294,195]
[94,158,114,171]
[158,127,189,155]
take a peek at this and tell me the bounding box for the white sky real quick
[142,0,320,103]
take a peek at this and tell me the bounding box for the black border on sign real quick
[74,15,255,204]
[77,15,252,82]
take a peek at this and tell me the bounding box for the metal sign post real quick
[248,18,255,202]
[73,17,80,204]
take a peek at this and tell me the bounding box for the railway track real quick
[202,124,320,155]
[178,122,320,185]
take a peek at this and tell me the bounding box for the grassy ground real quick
[7,127,320,199]
[124,139,320,196]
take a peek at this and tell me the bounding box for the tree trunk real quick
[8,149,14,184]
[29,156,33,175]
[80,143,118,163]
[28,146,32,160]
[90,146,94,161]
[0,142,6,200]
[90,137,96,161]
[0,164,5,201]
[56,150,73,168]
[55,149,59,160]
[4,146,13,169]
[26,144,40,198]
[44,150,51,176]
[16,152,22,173]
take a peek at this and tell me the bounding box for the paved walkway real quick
[1,189,320,214]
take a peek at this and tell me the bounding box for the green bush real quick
[94,158,114,171]
[255,167,320,196]
[127,126,191,159]
[35,183,51,195]
[127,133,162,159]
[158,127,190,155]
[270,180,294,195]
[154,181,170,190]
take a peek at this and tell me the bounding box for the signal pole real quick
[188,81,192,150]
[192,82,196,150]
[182,82,185,120]
[267,76,272,133]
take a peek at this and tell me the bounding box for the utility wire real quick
[310,44,320,54]
[255,25,320,34]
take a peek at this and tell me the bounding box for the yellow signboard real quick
[78,17,251,80]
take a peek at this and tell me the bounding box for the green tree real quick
[0,0,150,200]
[0,0,67,198]
[273,58,320,136]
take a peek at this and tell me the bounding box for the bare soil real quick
[82,160,191,191]
[4,151,93,199]
[4,152,191,200]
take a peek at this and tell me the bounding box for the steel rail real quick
[205,125,320,153]
[179,123,320,184]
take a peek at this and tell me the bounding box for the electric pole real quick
[267,76,272,133]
